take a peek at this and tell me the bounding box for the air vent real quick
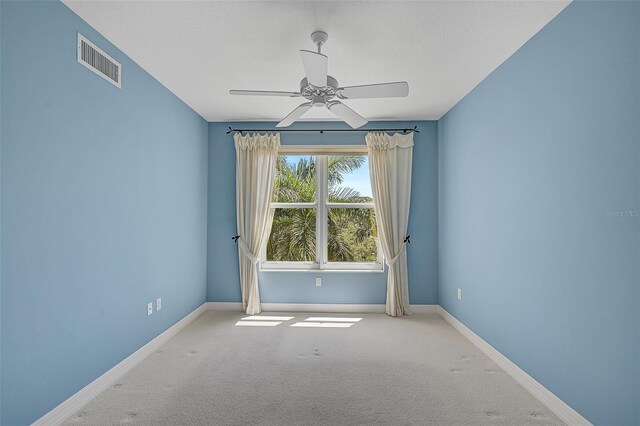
[77,33,121,88]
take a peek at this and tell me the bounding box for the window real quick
[262,147,382,271]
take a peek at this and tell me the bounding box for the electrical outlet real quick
[457,288,463,300]
[147,302,153,316]
[156,297,162,311]
[316,277,322,287]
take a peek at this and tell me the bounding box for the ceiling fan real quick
[229,31,409,129]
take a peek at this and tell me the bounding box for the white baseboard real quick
[206,301,384,313]
[205,301,244,311]
[33,303,208,426]
[264,303,386,313]
[437,306,591,426]
[410,304,439,314]
[206,302,438,314]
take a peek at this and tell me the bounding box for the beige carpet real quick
[64,311,563,425]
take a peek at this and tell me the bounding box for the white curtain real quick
[234,132,280,315]
[366,132,414,317]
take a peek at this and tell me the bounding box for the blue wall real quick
[0,1,208,424]
[208,121,438,305]
[0,0,3,419]
[438,2,640,425]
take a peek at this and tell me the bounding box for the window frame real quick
[260,145,383,273]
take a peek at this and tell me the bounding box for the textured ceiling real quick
[63,0,570,122]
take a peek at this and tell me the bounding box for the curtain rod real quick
[225,126,419,135]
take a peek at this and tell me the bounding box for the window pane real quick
[273,155,317,203]
[328,207,377,262]
[266,208,316,262]
[327,155,372,202]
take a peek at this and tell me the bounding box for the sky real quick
[286,155,372,198]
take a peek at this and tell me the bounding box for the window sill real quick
[260,266,385,274]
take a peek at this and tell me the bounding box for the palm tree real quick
[267,155,377,263]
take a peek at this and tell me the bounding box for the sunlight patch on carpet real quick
[304,317,362,322]
[242,315,294,321]
[235,320,283,327]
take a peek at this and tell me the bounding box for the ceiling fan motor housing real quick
[300,76,339,107]
[310,31,328,50]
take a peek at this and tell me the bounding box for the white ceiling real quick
[63,0,570,122]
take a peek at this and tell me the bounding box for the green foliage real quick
[267,155,378,263]
[268,208,316,262]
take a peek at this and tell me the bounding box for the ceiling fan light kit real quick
[229,31,409,129]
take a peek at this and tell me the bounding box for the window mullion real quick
[317,155,328,268]
[271,202,316,209]
[315,156,321,267]
[326,202,374,209]
[323,156,329,267]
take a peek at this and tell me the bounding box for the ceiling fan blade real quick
[276,102,313,128]
[327,101,367,129]
[337,81,409,99]
[229,90,300,97]
[300,50,328,87]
